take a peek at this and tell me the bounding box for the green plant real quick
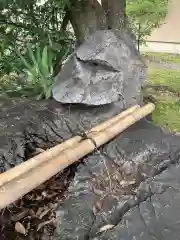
[147,67,180,91]
[17,44,54,99]
[127,0,168,38]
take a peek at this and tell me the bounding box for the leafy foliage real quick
[17,45,54,99]
[127,0,168,38]
[0,0,169,99]
[0,0,74,71]
[0,0,75,98]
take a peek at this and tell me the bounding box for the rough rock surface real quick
[54,119,180,240]
[0,97,132,239]
[1,97,180,240]
[0,97,125,173]
[52,30,146,106]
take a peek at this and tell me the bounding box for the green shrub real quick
[16,44,54,99]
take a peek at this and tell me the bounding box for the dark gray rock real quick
[93,163,180,240]
[0,98,125,173]
[54,119,180,240]
[52,30,146,106]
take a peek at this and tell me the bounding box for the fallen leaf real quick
[39,208,50,219]
[34,195,43,201]
[37,218,56,232]
[93,188,104,196]
[35,184,46,190]
[15,222,26,235]
[120,180,136,187]
[95,200,103,210]
[48,203,55,209]
[49,184,62,190]
[36,207,44,217]
[11,209,29,221]
[29,209,36,216]
[92,205,97,215]
[45,192,58,199]
[41,191,47,197]
[99,224,114,233]
[92,199,103,215]
[35,148,45,154]
[26,221,31,232]
[25,193,34,200]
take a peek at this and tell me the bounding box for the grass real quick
[145,52,180,132]
[147,67,180,91]
[152,101,180,132]
[143,52,180,64]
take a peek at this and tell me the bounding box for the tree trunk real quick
[101,0,126,30]
[67,0,108,45]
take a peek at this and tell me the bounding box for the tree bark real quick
[101,0,126,30]
[67,0,108,45]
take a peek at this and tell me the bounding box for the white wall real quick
[140,41,180,54]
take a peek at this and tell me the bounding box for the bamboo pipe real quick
[0,105,139,187]
[0,103,155,210]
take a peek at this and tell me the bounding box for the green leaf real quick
[27,44,40,74]
[45,85,52,99]
[51,43,62,51]
[36,45,42,73]
[16,50,33,73]
[41,46,49,76]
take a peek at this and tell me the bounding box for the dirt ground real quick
[0,162,79,240]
